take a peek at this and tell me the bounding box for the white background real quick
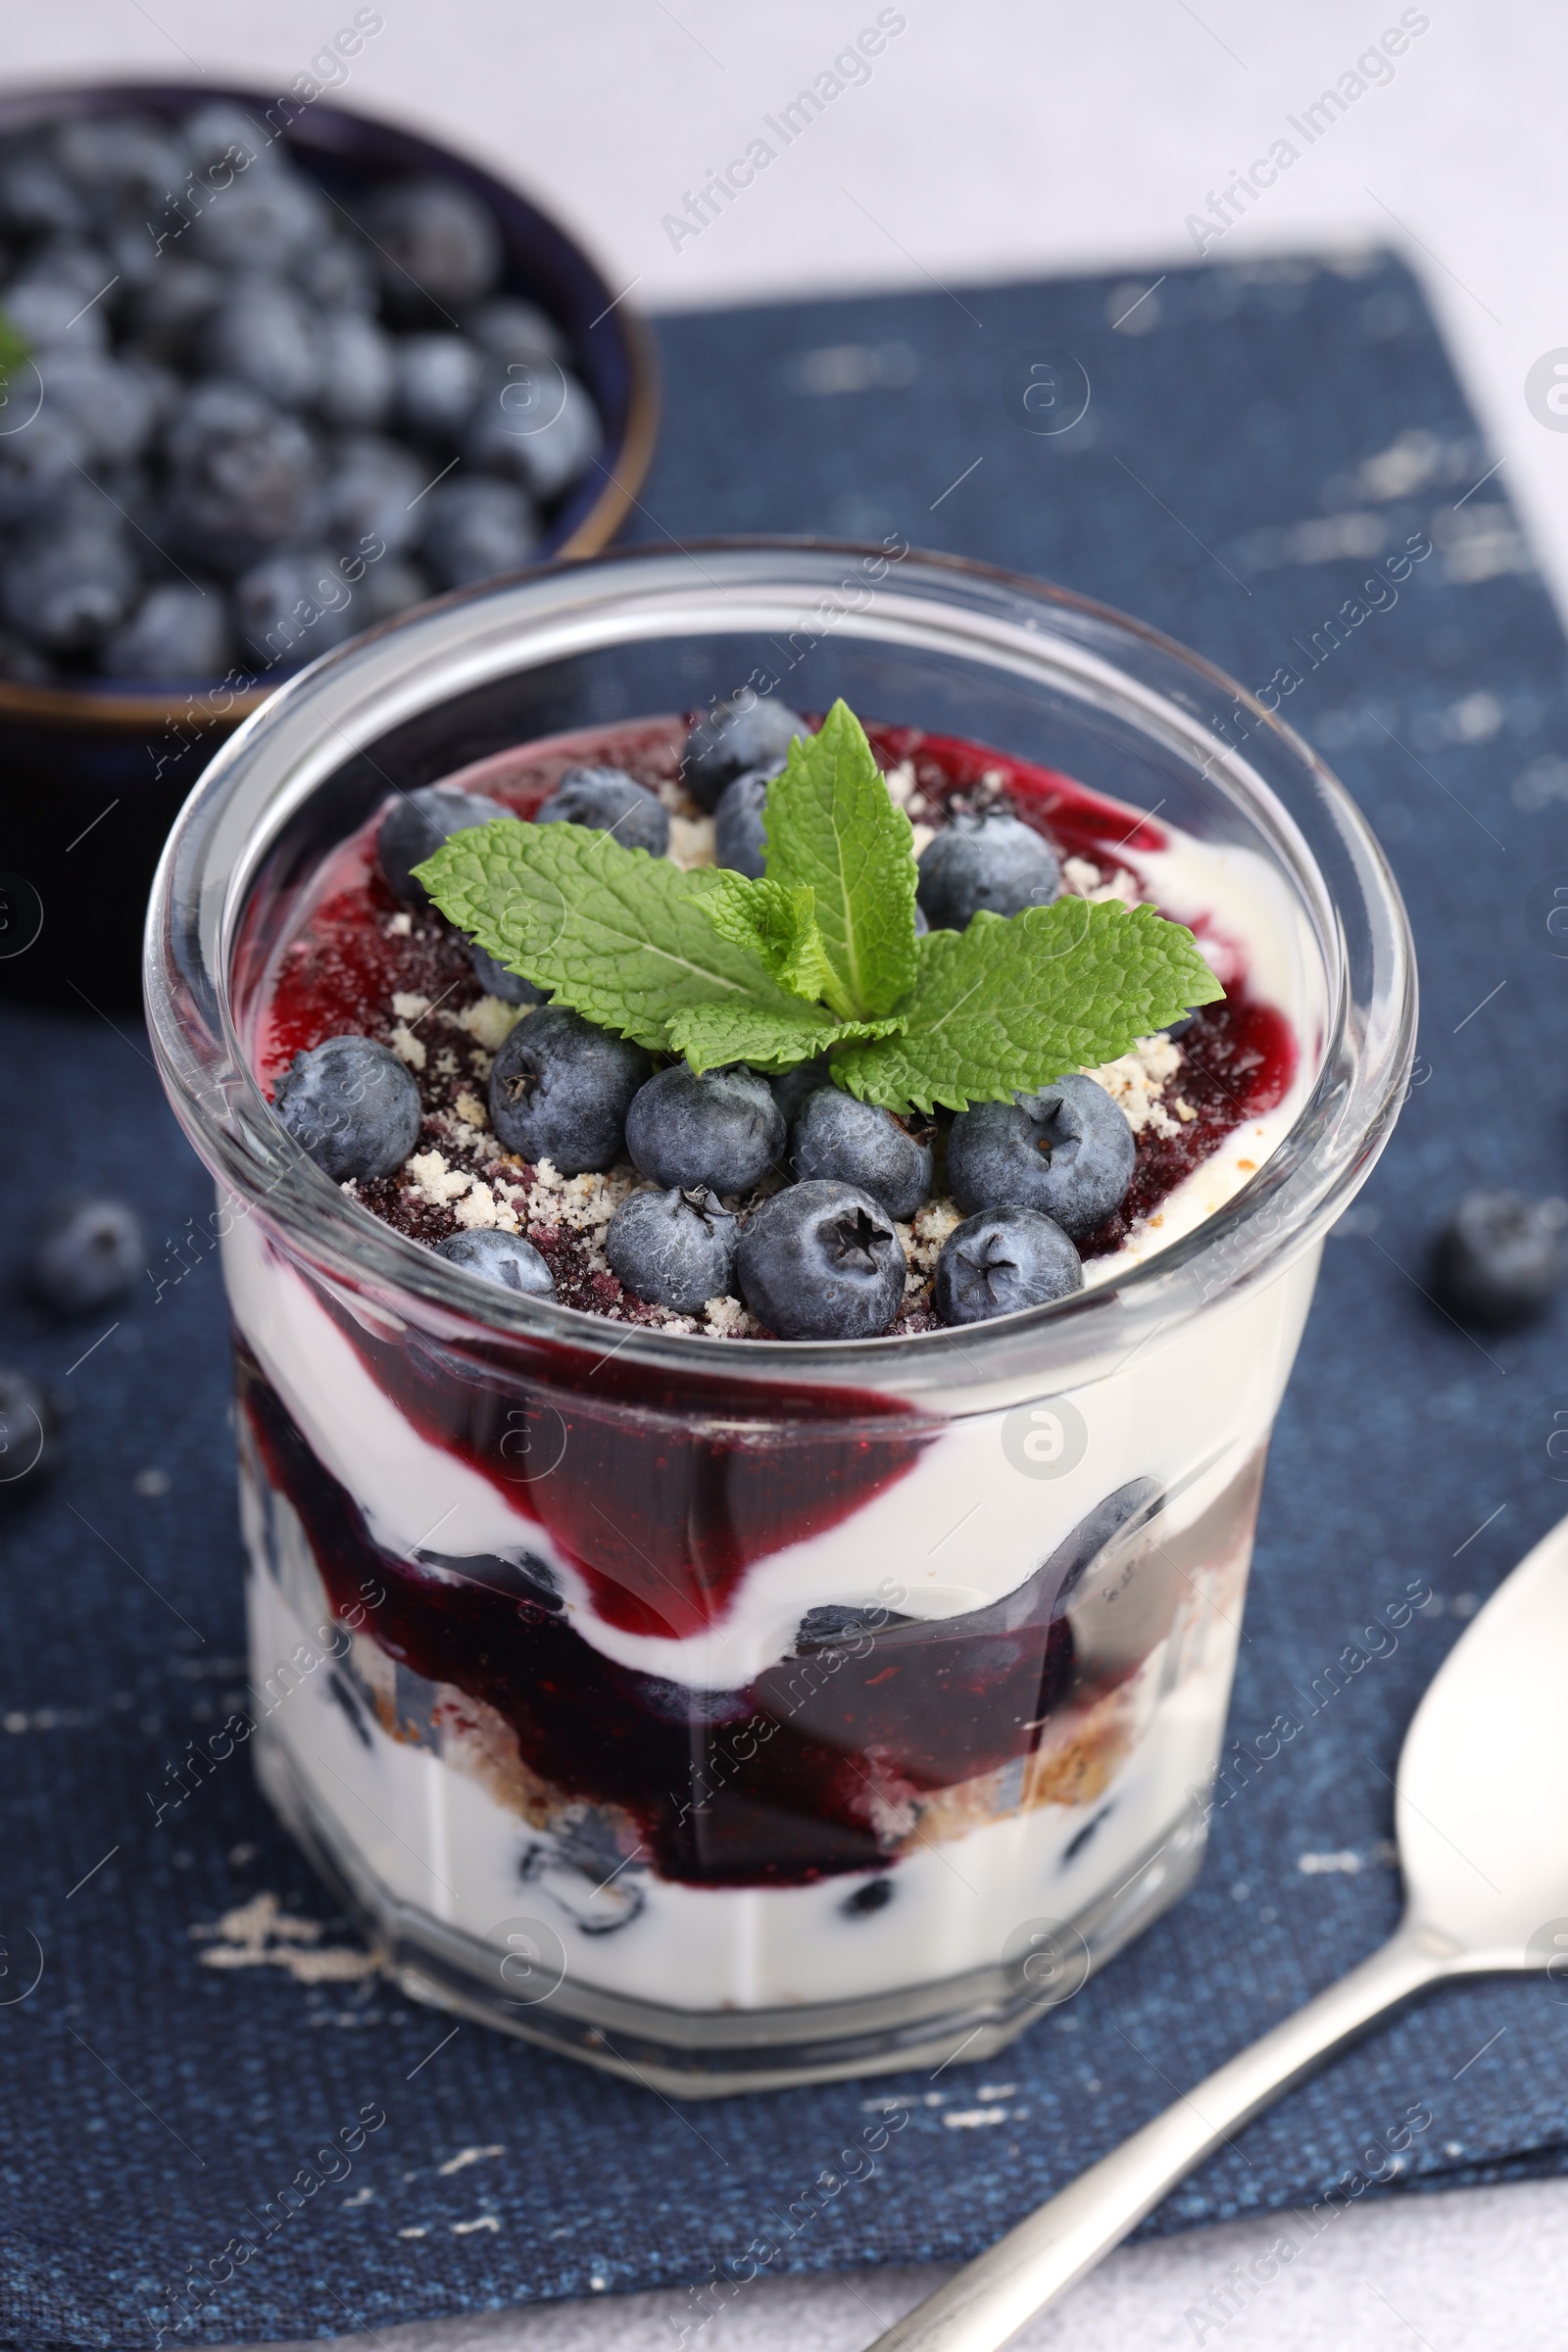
[13,5,1568,2344]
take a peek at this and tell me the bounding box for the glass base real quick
[255,1722,1207,2095]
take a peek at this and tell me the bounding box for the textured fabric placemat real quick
[5,252,1568,2350]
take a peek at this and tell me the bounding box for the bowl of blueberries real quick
[0,80,658,1008]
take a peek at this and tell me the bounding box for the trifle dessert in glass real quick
[146,544,1414,2091]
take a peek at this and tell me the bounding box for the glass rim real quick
[143,537,1417,1414]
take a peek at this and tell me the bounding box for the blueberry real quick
[234,551,358,668]
[391,332,486,441]
[536,766,669,856]
[0,144,90,238]
[317,433,425,559]
[0,521,137,654]
[606,1186,738,1312]
[364,178,503,317]
[274,1035,422,1182]
[434,1227,556,1298]
[0,1367,54,1494]
[770,1056,832,1129]
[199,277,321,408]
[39,349,163,466]
[356,557,431,626]
[469,940,545,1005]
[625,1065,784,1194]
[917,812,1061,929]
[790,1088,932,1221]
[188,169,327,271]
[682,696,808,813]
[418,477,539,589]
[1431,1191,1568,1326]
[465,365,601,502]
[55,119,186,217]
[736,1180,906,1340]
[163,382,318,573]
[377,783,514,905]
[934,1206,1082,1325]
[0,414,90,528]
[30,1196,146,1313]
[713,766,771,877]
[466,297,566,367]
[180,103,270,186]
[2,270,109,352]
[489,1006,651,1174]
[122,255,222,364]
[294,236,379,314]
[947,1074,1135,1237]
[103,582,231,680]
[314,313,395,430]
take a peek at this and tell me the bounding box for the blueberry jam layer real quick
[242,1348,1236,1889]
[245,713,1298,1336]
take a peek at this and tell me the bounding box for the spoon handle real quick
[866,1924,1444,2352]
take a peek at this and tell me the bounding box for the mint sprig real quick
[414,699,1224,1111]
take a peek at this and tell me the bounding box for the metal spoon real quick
[867,1510,1568,2352]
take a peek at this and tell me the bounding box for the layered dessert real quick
[222,695,1324,2038]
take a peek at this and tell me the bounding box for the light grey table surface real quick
[14,6,1567,2343]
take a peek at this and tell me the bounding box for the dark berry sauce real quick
[243,1348,1077,1887]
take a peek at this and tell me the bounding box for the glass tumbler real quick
[145,542,1415,2093]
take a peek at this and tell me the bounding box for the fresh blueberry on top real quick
[712,767,771,877]
[434,1228,556,1298]
[916,812,1061,930]
[0,414,90,528]
[488,1006,651,1175]
[770,1056,832,1130]
[536,766,670,857]
[625,1065,784,1195]
[377,783,514,906]
[606,1186,738,1313]
[418,477,539,589]
[681,696,808,812]
[187,167,327,273]
[934,1206,1082,1325]
[1430,1191,1568,1326]
[273,1036,422,1183]
[364,178,503,318]
[468,941,545,1007]
[736,1180,906,1341]
[790,1088,932,1221]
[30,1197,146,1314]
[947,1074,1135,1237]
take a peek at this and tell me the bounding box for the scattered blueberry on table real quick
[1429,1189,1568,1327]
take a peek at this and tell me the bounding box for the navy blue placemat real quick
[6,252,1568,2349]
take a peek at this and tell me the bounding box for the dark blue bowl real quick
[0,78,659,1008]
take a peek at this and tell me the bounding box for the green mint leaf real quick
[832,897,1224,1113]
[667,1003,904,1076]
[762,699,918,1019]
[0,306,28,392]
[415,818,810,1053]
[695,873,848,1011]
